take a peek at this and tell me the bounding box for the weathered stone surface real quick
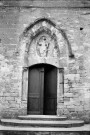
[0,2,90,123]
[1,0,90,8]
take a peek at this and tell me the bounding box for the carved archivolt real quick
[18,18,74,68]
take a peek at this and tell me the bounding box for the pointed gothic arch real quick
[18,17,74,68]
[20,18,74,115]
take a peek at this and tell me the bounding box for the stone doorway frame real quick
[18,18,74,115]
[22,66,64,115]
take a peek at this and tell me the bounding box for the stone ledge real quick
[18,115,67,121]
[1,119,84,128]
[0,124,90,131]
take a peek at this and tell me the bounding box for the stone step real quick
[1,119,84,128]
[0,124,90,132]
[18,115,67,121]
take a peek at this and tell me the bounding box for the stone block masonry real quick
[0,3,90,123]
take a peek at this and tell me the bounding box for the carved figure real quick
[37,36,50,57]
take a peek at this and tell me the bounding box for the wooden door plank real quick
[40,68,44,114]
[28,65,44,115]
[44,65,57,115]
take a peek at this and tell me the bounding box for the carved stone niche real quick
[27,32,61,68]
[36,35,50,57]
[36,34,60,58]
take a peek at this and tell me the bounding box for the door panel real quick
[28,64,57,115]
[27,65,44,114]
[44,65,57,115]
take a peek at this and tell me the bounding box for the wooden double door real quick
[27,64,57,115]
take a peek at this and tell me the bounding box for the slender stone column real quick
[22,67,29,101]
[59,68,64,103]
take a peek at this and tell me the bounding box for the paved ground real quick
[0,124,90,131]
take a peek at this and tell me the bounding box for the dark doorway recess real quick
[27,64,57,115]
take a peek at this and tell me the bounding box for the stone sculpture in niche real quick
[53,45,59,57]
[36,35,50,57]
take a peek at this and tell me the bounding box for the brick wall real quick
[0,6,90,123]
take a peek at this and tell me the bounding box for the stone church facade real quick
[0,0,90,123]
